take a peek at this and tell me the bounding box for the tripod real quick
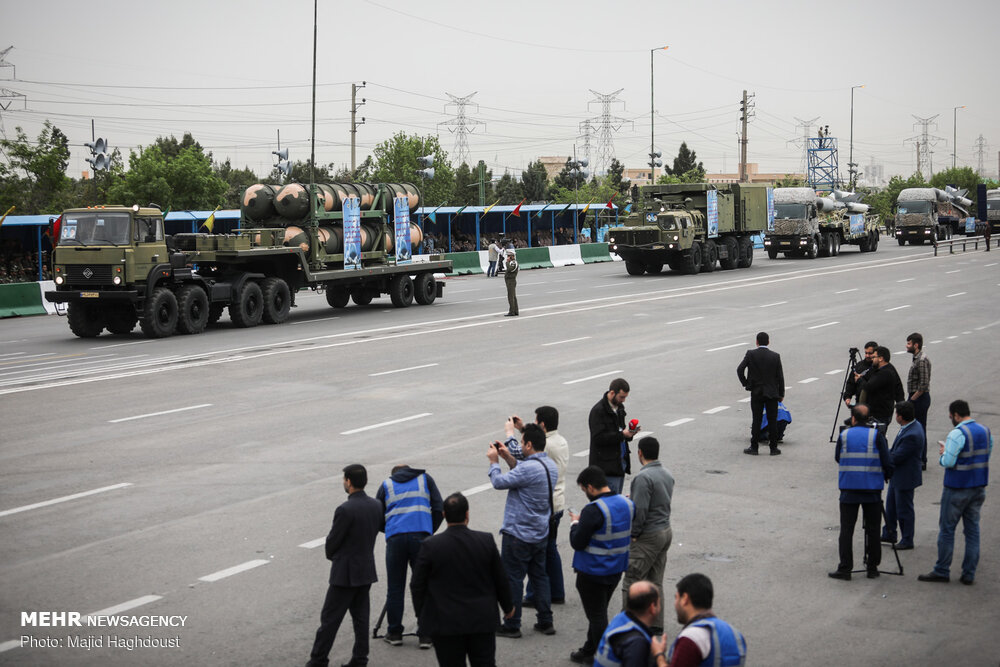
[371,601,418,640]
[851,500,904,577]
[830,348,861,442]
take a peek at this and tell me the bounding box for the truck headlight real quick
[672,235,678,241]
[55,276,64,285]
[113,276,122,285]
[612,244,617,250]
[609,237,615,243]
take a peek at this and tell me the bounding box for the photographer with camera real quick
[843,341,878,407]
[589,378,640,494]
[829,405,894,581]
[856,346,905,426]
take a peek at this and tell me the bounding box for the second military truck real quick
[764,187,881,259]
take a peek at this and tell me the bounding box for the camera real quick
[849,347,859,355]
[629,419,639,431]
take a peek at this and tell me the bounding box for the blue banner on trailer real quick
[343,197,361,270]
[766,187,775,232]
[394,196,412,265]
[850,214,864,235]
[707,190,719,238]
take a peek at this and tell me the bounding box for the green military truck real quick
[894,187,969,245]
[44,182,451,338]
[764,187,881,259]
[608,183,767,275]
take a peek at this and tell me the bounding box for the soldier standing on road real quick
[504,249,519,317]
[905,333,932,468]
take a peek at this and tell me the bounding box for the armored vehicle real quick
[764,188,881,258]
[894,187,969,245]
[608,183,768,275]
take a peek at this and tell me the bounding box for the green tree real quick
[215,159,260,209]
[930,167,982,210]
[361,132,455,207]
[109,141,227,210]
[154,133,204,162]
[667,141,704,178]
[494,172,523,204]
[775,174,806,187]
[549,158,585,197]
[520,160,549,202]
[270,159,336,184]
[864,173,928,223]
[0,121,71,213]
[606,158,631,197]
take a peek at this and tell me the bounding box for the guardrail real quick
[933,235,997,256]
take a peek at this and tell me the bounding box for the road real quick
[1,242,998,666]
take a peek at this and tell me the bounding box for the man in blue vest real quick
[829,404,894,581]
[881,401,923,550]
[591,580,659,667]
[568,465,634,664]
[376,465,444,648]
[918,399,993,585]
[649,573,747,667]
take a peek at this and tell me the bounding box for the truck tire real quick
[858,235,871,252]
[767,246,779,260]
[737,236,754,268]
[67,303,106,338]
[870,231,879,252]
[645,263,664,275]
[261,277,291,324]
[326,287,350,308]
[805,236,818,259]
[207,304,226,326]
[681,242,703,274]
[140,287,178,338]
[351,287,373,306]
[389,274,414,307]
[176,285,209,335]
[105,306,137,335]
[720,237,739,269]
[625,261,645,276]
[230,281,263,328]
[414,273,437,305]
[700,241,717,272]
[832,235,841,255]
[897,237,906,246]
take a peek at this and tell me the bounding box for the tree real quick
[606,158,631,197]
[775,175,806,187]
[521,160,549,202]
[269,159,336,184]
[549,158,585,197]
[494,172,523,204]
[361,132,455,207]
[154,133,205,162]
[108,138,227,211]
[864,173,928,223]
[0,121,71,213]
[930,167,982,210]
[215,159,260,209]
[667,142,704,179]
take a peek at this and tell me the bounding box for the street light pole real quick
[849,84,863,190]
[953,105,965,169]
[650,46,667,182]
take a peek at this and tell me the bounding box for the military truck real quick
[986,188,1000,235]
[44,181,451,338]
[894,187,969,245]
[608,183,767,275]
[763,188,881,259]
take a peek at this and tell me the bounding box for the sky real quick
[2,0,998,185]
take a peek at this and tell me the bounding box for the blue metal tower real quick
[807,136,841,193]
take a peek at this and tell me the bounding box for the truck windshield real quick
[774,203,808,220]
[987,200,1000,211]
[59,212,131,246]
[897,201,932,214]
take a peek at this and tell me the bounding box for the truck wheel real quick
[140,287,178,338]
[105,306,137,335]
[737,237,754,268]
[176,285,210,334]
[414,273,437,305]
[207,304,226,326]
[700,241,718,272]
[720,237,739,269]
[645,263,664,275]
[897,237,906,246]
[625,261,645,276]
[326,287,350,308]
[870,231,879,251]
[805,236,818,259]
[351,288,373,306]
[230,281,263,328]
[67,303,106,338]
[261,277,291,324]
[767,246,779,260]
[817,233,829,258]
[389,274,414,307]
[682,242,703,274]
[832,235,841,255]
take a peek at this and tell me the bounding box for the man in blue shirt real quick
[489,423,559,638]
[918,399,993,585]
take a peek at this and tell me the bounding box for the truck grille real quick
[65,265,114,285]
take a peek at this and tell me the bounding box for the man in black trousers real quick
[737,331,785,456]
[411,492,514,667]
[307,464,384,667]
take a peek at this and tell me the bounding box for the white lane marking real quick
[895,350,906,356]
[548,289,577,294]
[799,377,819,384]
[595,283,622,288]
[563,370,624,385]
[109,403,212,424]
[0,353,140,377]
[835,288,858,294]
[0,483,133,518]
[551,278,581,283]
[89,339,154,349]
[706,342,747,352]
[299,538,325,549]
[0,355,180,384]
[86,595,163,619]
[738,397,752,403]
[929,339,942,344]
[886,305,910,312]
[896,278,915,283]
[985,263,997,267]
[946,292,966,298]
[291,316,341,325]
[807,322,839,330]
[199,559,269,582]
[478,296,506,301]
[0,640,20,653]
[0,351,28,359]
[543,336,591,346]
[667,317,704,325]
[665,418,694,427]
[759,301,787,308]
[369,363,439,377]
[341,413,432,435]
[0,339,28,344]
[946,270,961,274]
[0,352,56,363]
[573,450,590,458]
[963,331,973,334]
[448,288,481,293]
[462,482,494,496]
[947,335,958,339]
[703,406,729,414]
[826,369,844,375]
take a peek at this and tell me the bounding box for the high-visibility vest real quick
[383,475,432,537]
[572,494,633,577]
[667,616,748,667]
[944,421,991,489]
[594,611,650,667]
[838,426,884,491]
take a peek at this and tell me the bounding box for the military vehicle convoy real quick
[763,187,881,259]
[44,181,451,338]
[608,183,767,275]
[894,186,969,245]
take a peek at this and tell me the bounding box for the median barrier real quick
[580,243,614,263]
[514,247,553,270]
[444,251,484,275]
[0,281,48,318]
[548,244,583,267]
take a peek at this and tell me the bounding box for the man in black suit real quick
[856,346,905,426]
[881,401,924,549]
[737,331,785,456]
[307,464,384,667]
[411,492,514,667]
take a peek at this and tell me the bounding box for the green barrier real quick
[580,242,613,263]
[0,282,47,318]
[514,247,553,270]
[445,251,483,276]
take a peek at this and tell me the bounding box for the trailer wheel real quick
[389,274,414,307]
[625,261,645,276]
[737,236,754,268]
[720,237,740,269]
[414,273,437,305]
[681,242,703,275]
[176,285,209,334]
[897,237,906,246]
[351,288,373,306]
[67,303,106,338]
[105,306,137,335]
[645,263,664,275]
[140,287,178,338]
[261,277,291,324]
[207,304,226,326]
[766,246,779,260]
[870,231,879,252]
[832,235,841,255]
[700,240,718,272]
[230,281,263,328]
[326,287,350,308]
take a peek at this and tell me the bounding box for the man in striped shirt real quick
[906,333,932,469]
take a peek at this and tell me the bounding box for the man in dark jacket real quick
[589,377,640,494]
[881,401,924,549]
[411,492,514,667]
[856,346,905,426]
[843,341,878,406]
[736,331,785,456]
[308,464,384,667]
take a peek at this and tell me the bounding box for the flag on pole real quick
[511,198,527,217]
[202,206,221,233]
[581,199,595,215]
[0,205,14,228]
[483,199,501,215]
[454,205,468,216]
[605,193,616,208]
[624,203,632,214]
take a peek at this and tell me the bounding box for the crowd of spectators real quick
[419,227,592,254]
[1,241,50,283]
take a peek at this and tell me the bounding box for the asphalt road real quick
[1,241,998,666]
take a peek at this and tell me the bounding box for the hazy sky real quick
[2,0,998,183]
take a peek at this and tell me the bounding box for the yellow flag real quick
[482,198,501,216]
[0,205,14,228]
[581,199,595,215]
[202,206,221,233]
